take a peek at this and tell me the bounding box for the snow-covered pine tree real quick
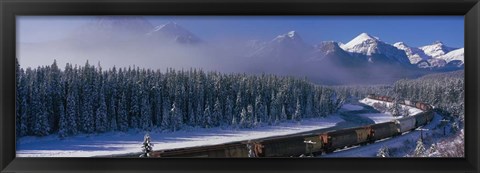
[247,104,254,128]
[376,145,390,157]
[269,92,278,125]
[162,96,171,130]
[140,90,153,131]
[225,96,234,126]
[65,87,78,135]
[170,101,182,131]
[281,105,288,121]
[414,138,426,157]
[254,95,265,126]
[293,98,302,122]
[239,107,248,128]
[130,87,140,129]
[389,97,401,117]
[203,102,212,128]
[117,92,129,131]
[95,85,108,133]
[17,68,29,137]
[58,99,67,138]
[213,98,222,127]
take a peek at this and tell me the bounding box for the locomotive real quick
[137,95,434,157]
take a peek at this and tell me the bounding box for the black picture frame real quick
[1,0,479,172]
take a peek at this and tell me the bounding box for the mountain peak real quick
[274,30,303,41]
[287,31,297,38]
[342,33,380,50]
[357,32,378,40]
[393,42,407,47]
[433,40,444,45]
[148,22,201,44]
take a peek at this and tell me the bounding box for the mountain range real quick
[19,16,464,85]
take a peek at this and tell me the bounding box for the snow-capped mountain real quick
[250,31,311,59]
[71,16,154,42]
[341,33,411,66]
[419,41,457,58]
[308,41,364,66]
[438,48,464,63]
[394,41,463,68]
[393,42,430,64]
[146,22,202,44]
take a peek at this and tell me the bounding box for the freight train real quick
[134,95,434,158]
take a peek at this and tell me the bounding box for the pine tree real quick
[170,102,182,131]
[117,92,129,131]
[255,95,265,126]
[239,107,248,128]
[213,98,222,127]
[203,103,212,128]
[161,96,171,130]
[414,138,426,157]
[140,91,152,131]
[58,99,67,138]
[293,98,302,122]
[95,85,107,133]
[281,105,288,121]
[376,145,390,157]
[225,96,234,126]
[247,104,254,128]
[66,91,78,135]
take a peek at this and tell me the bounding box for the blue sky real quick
[18,16,464,48]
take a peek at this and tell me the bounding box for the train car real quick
[426,111,434,122]
[387,97,394,102]
[254,135,308,157]
[152,143,248,157]
[414,111,433,127]
[369,122,399,141]
[354,127,373,145]
[320,128,358,153]
[394,116,416,133]
[415,102,422,110]
[320,126,373,153]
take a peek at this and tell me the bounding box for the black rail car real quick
[151,143,248,157]
[253,135,310,157]
[319,126,372,153]
[369,122,398,141]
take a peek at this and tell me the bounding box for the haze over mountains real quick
[17,16,464,85]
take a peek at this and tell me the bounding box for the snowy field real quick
[17,115,344,157]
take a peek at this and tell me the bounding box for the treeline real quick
[393,71,464,121]
[16,59,344,138]
[334,70,464,121]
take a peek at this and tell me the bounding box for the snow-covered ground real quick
[359,98,423,115]
[17,115,344,157]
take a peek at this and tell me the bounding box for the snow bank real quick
[359,98,423,115]
[17,115,343,157]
